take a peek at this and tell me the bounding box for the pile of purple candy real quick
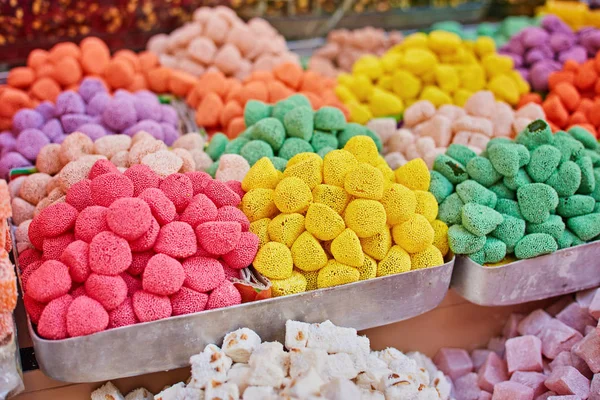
[500,14,600,92]
[0,77,181,179]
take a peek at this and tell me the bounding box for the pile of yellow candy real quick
[537,0,600,30]
[240,136,449,297]
[335,31,531,124]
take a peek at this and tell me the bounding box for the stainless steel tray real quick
[451,241,600,306]
[24,258,453,382]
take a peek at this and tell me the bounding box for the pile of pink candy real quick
[434,288,600,399]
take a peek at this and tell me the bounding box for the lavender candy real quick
[510,372,548,398]
[505,335,543,373]
[61,114,94,133]
[530,61,562,92]
[522,27,550,49]
[35,101,56,122]
[454,372,484,400]
[549,352,592,379]
[160,104,178,126]
[525,47,554,67]
[77,123,106,141]
[41,119,64,142]
[12,109,44,132]
[503,37,526,57]
[52,134,68,144]
[472,349,495,370]
[558,46,588,65]
[573,329,600,373]
[102,98,137,132]
[0,132,16,156]
[16,128,50,161]
[133,97,162,122]
[545,366,590,399]
[434,348,474,380]
[518,310,553,337]
[124,120,164,140]
[542,15,574,35]
[0,152,30,178]
[550,33,576,54]
[540,319,583,360]
[55,91,85,115]
[78,77,107,103]
[113,89,136,103]
[556,303,597,335]
[491,381,534,400]
[478,352,509,392]
[517,68,530,83]
[160,123,179,146]
[87,93,111,117]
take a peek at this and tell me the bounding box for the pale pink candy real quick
[415,136,436,156]
[245,37,266,61]
[540,320,583,360]
[147,34,170,55]
[465,91,496,119]
[168,23,203,49]
[234,59,252,81]
[492,101,516,137]
[536,392,557,400]
[278,52,300,65]
[506,335,543,374]
[549,351,592,379]
[469,133,490,151]
[193,7,213,24]
[453,116,493,137]
[384,152,406,169]
[225,24,254,57]
[478,352,509,392]
[205,16,229,45]
[511,372,548,398]
[387,129,415,153]
[214,44,242,75]
[367,118,397,144]
[504,314,526,339]
[453,131,473,146]
[188,37,217,64]
[513,117,533,136]
[576,288,598,309]
[585,326,596,335]
[172,48,188,60]
[424,147,446,169]
[388,31,404,45]
[179,58,206,77]
[215,154,250,182]
[547,297,575,317]
[479,392,493,400]
[516,103,545,121]
[518,310,553,337]
[573,329,600,373]
[492,381,534,400]
[488,337,507,358]
[308,57,338,78]
[403,100,436,127]
[468,145,483,154]
[214,5,242,27]
[547,396,583,399]
[159,54,178,69]
[472,349,494,370]
[545,366,591,398]
[268,36,288,55]
[454,372,483,400]
[419,115,453,147]
[590,374,599,400]
[252,54,277,72]
[329,29,350,45]
[338,49,363,72]
[437,104,467,121]
[248,18,277,38]
[557,302,597,335]
[433,348,473,380]
[589,290,600,320]
[404,143,421,161]
[314,43,341,60]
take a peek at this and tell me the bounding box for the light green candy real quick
[489,182,516,200]
[517,183,559,224]
[244,100,272,127]
[526,144,561,183]
[250,118,285,151]
[483,237,507,264]
[515,119,554,150]
[514,233,558,259]
[314,106,346,131]
[576,156,595,195]
[526,215,565,240]
[438,193,464,225]
[448,225,486,255]
[466,156,502,188]
[504,169,532,191]
[284,106,314,141]
[488,143,520,178]
[456,180,497,208]
[433,155,468,185]
[494,199,523,219]
[461,203,504,236]
[446,144,477,167]
[491,214,526,253]
[205,133,228,160]
[310,131,338,152]
[545,161,582,197]
[429,170,454,204]
[557,195,596,218]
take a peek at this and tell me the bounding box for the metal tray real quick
[451,241,600,306]
[23,258,453,382]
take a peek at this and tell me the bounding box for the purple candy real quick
[160,105,178,126]
[124,119,164,140]
[12,109,44,132]
[0,152,31,178]
[160,122,179,146]
[113,89,136,102]
[503,37,526,56]
[102,99,137,132]
[87,93,111,117]
[78,77,108,103]
[34,101,56,122]
[525,49,551,66]
[0,132,16,156]
[53,134,68,144]
[542,14,575,35]
[550,33,577,53]
[500,52,524,68]
[16,128,50,161]
[77,123,106,141]
[55,91,85,115]
[558,46,588,65]
[134,90,160,103]
[41,119,64,141]
[530,61,561,92]
[61,114,94,133]
[522,27,550,49]
[517,68,530,82]
[133,97,162,122]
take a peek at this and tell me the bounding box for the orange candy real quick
[196,92,224,128]
[105,59,135,89]
[7,67,36,89]
[146,67,172,93]
[554,82,580,112]
[273,62,303,89]
[30,77,61,102]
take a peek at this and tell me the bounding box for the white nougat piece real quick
[179,387,205,400]
[416,387,443,400]
[359,388,386,400]
[92,382,125,400]
[204,381,240,400]
[320,378,362,400]
[407,352,438,383]
[324,353,359,380]
[125,387,153,400]
[432,370,452,400]
[223,328,262,363]
[226,364,251,395]
[246,361,286,388]
[306,321,360,354]
[242,386,276,400]
[289,347,329,378]
[154,382,186,400]
[282,368,324,398]
[285,320,310,349]
[356,368,393,391]
[248,342,289,372]
[189,345,233,389]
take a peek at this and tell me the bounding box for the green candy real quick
[206,161,219,178]
[461,203,504,236]
[469,249,485,265]
[489,182,516,200]
[592,169,600,201]
[483,237,507,264]
[552,131,584,163]
[429,170,454,204]
[433,155,468,184]
[583,149,600,167]
[268,156,288,172]
[448,225,486,255]
[557,229,577,249]
[250,118,285,152]
[515,144,531,167]
[287,94,312,109]
[568,126,598,150]
[487,137,513,150]
[526,215,565,240]
[566,213,600,241]
[514,233,558,259]
[278,138,314,160]
[488,143,520,177]
[223,137,250,155]
[337,123,368,148]
[244,100,272,127]
[515,119,554,150]
[495,199,523,219]
[456,180,497,208]
[317,146,335,158]
[517,183,559,224]
[545,161,581,197]
[466,156,502,188]
[446,144,477,167]
[438,193,464,225]
[284,106,314,141]
[314,106,346,131]
[557,195,596,218]
[272,100,297,123]
[491,214,526,253]
[595,202,600,213]
[205,133,228,160]
[526,144,562,182]
[576,156,595,195]
[240,140,275,166]
[504,169,532,191]
[310,131,339,152]
[362,127,383,152]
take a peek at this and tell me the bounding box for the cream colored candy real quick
[214,44,242,75]
[11,197,34,225]
[141,149,183,177]
[513,117,532,135]
[419,115,452,147]
[515,102,545,120]
[189,148,213,171]
[7,176,25,199]
[452,131,472,146]
[452,115,493,137]
[178,58,206,77]
[110,150,130,168]
[173,133,205,151]
[384,152,407,170]
[436,104,466,121]
[468,132,490,150]
[205,16,229,46]
[215,154,250,182]
[147,34,170,55]
[366,118,396,144]
[423,147,446,169]
[172,148,196,173]
[464,90,495,119]
[94,135,132,159]
[491,101,515,137]
[19,173,51,205]
[403,100,436,127]
[36,144,63,175]
[387,129,415,153]
[188,37,217,65]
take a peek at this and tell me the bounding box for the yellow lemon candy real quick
[410,245,444,270]
[271,271,307,297]
[380,52,403,73]
[376,75,393,91]
[380,183,417,225]
[317,260,360,289]
[414,190,438,222]
[392,214,434,253]
[242,157,280,191]
[337,72,354,86]
[344,135,379,165]
[284,157,322,190]
[510,71,530,95]
[428,30,462,54]
[353,55,384,80]
[377,245,411,277]
[434,65,460,93]
[344,199,387,238]
[335,85,358,104]
[400,32,429,49]
[312,184,351,214]
[459,65,486,92]
[346,101,373,125]
[376,162,395,183]
[291,231,328,272]
[394,158,431,191]
[273,177,313,213]
[402,48,438,76]
[298,269,319,291]
[249,218,271,248]
[287,152,323,169]
[268,213,305,247]
[348,74,374,101]
[331,228,364,267]
[431,219,450,256]
[344,164,384,200]
[474,36,496,58]
[420,86,452,107]
[323,149,358,187]
[391,70,422,100]
[368,89,404,118]
[253,241,293,279]
[482,54,514,78]
[453,88,473,107]
[357,254,377,280]
[360,227,392,261]
[488,75,519,105]
[242,188,278,222]
[305,203,346,241]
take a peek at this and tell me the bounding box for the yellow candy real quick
[337,72,354,87]
[377,245,411,277]
[410,245,444,270]
[343,136,379,165]
[376,162,395,183]
[357,254,377,280]
[459,65,486,92]
[242,188,278,222]
[344,164,384,200]
[402,48,438,76]
[376,75,393,91]
[430,219,449,257]
[428,31,462,54]
[453,88,473,107]
[298,269,319,291]
[274,177,312,213]
[394,158,431,191]
[400,32,429,49]
[312,184,351,214]
[510,70,530,95]
[305,203,345,241]
[335,85,358,104]
[287,152,323,169]
[391,70,422,100]
[474,36,496,58]
[346,101,373,125]
[380,52,403,73]
[268,213,305,247]
[249,218,271,249]
[323,149,358,187]
[348,74,374,101]
[434,65,459,93]
[482,54,514,78]
[283,157,322,190]
[380,183,417,225]
[242,157,280,191]
[392,214,434,253]
[421,70,436,85]
[253,241,293,279]
[344,199,387,238]
[420,85,452,107]
[331,228,364,267]
[291,231,328,272]
[353,55,383,80]
[368,89,404,118]
[488,75,519,105]
[271,271,307,297]
[414,190,438,222]
[317,260,360,289]
[360,227,392,261]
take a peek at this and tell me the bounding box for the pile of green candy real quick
[204,94,382,175]
[429,120,600,265]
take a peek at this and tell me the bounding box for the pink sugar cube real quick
[454,372,483,400]
[590,290,600,320]
[511,372,548,398]
[590,374,599,400]
[488,337,507,358]
[586,326,596,335]
[573,330,600,373]
[473,349,495,370]
[434,348,474,380]
[547,396,584,399]
[576,289,598,309]
[492,381,534,400]
[479,392,492,400]
[545,366,590,398]
[506,335,543,373]
[504,314,526,339]
[536,392,557,400]
[550,351,592,379]
[519,310,553,336]
[557,303,597,334]
[479,352,509,392]
[547,297,576,317]
[540,320,583,359]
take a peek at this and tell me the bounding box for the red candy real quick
[124,164,161,197]
[60,240,90,283]
[66,296,109,337]
[18,248,41,270]
[26,260,72,303]
[203,179,241,207]
[84,273,128,310]
[28,217,45,250]
[225,180,245,198]
[71,285,87,298]
[143,254,185,296]
[89,231,132,275]
[74,206,109,242]
[128,218,159,252]
[159,173,193,212]
[179,193,218,228]
[88,159,119,180]
[120,272,142,296]
[170,287,208,316]
[107,197,153,240]
[196,221,241,255]
[37,294,73,340]
[216,206,250,231]
[182,256,225,292]
[23,293,45,324]
[42,233,74,260]
[90,172,134,207]
[221,231,259,269]
[185,171,211,194]
[66,179,93,211]
[108,297,138,328]
[36,203,78,237]
[128,251,154,276]
[138,188,176,226]
[21,260,42,288]
[153,221,197,258]
[207,280,242,310]
[132,290,172,322]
